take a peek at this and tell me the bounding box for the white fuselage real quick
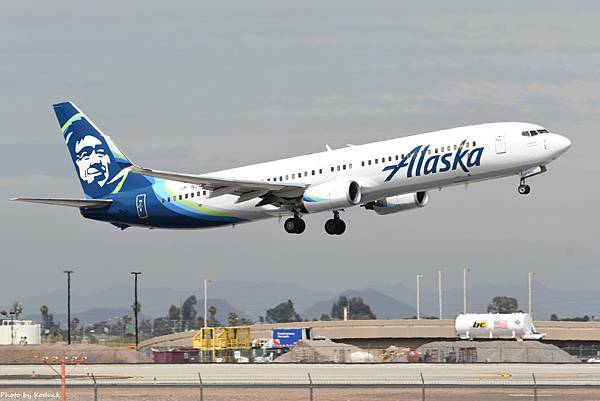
[159,121,570,223]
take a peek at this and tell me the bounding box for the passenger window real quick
[167,197,170,202]
[453,144,457,150]
[361,161,365,166]
[349,163,352,169]
[161,198,165,203]
[368,160,372,165]
[304,172,308,177]
[292,174,295,179]
[337,166,340,171]
[285,175,289,180]
[179,195,182,200]
[279,176,283,181]
[342,164,346,170]
[388,156,392,162]
[473,141,476,146]
[191,193,194,198]
[185,194,188,199]
[395,155,399,160]
[375,159,378,164]
[330,167,334,172]
[447,146,451,151]
[312,170,315,175]
[203,190,207,195]
[381,157,385,163]
[402,154,405,158]
[319,168,323,174]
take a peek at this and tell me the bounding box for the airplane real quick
[12,101,571,235]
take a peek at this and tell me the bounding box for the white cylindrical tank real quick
[0,320,42,345]
[455,313,545,340]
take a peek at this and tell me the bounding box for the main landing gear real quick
[518,179,531,195]
[325,211,346,235]
[284,213,305,234]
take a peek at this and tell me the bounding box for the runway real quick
[1,363,599,387]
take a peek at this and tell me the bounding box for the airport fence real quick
[2,373,598,401]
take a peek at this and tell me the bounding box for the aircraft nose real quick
[555,134,572,152]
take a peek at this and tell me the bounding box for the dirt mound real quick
[417,340,579,363]
[0,343,152,364]
[274,339,377,363]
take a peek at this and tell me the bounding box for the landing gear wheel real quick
[296,219,306,234]
[325,218,346,235]
[284,217,305,234]
[325,219,338,235]
[518,184,531,195]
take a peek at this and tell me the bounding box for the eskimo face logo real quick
[383,140,484,182]
[73,135,111,186]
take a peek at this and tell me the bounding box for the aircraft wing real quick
[130,165,306,205]
[11,197,112,209]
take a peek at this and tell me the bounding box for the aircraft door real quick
[494,131,507,154]
[136,194,148,219]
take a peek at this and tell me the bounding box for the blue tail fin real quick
[53,101,133,199]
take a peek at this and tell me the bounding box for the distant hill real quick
[22,298,242,327]
[301,288,416,320]
[207,280,333,320]
[372,282,600,320]
[15,280,598,327]
[18,280,333,323]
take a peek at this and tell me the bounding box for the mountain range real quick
[13,280,600,326]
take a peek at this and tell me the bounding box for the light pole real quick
[63,270,74,345]
[463,267,470,314]
[438,270,444,319]
[130,272,142,350]
[203,279,211,327]
[528,272,535,318]
[9,311,16,345]
[416,274,423,320]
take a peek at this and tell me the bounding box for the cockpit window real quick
[537,129,548,134]
[530,130,538,136]
[522,131,530,137]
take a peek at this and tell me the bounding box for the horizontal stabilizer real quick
[11,197,112,209]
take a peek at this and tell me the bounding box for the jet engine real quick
[302,180,362,213]
[364,191,428,215]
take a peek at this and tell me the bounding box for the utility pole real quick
[203,279,211,327]
[416,274,423,320]
[63,270,74,345]
[438,270,443,319]
[463,267,470,314]
[130,272,142,350]
[528,272,535,318]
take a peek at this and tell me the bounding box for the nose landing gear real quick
[518,179,531,195]
[325,211,346,235]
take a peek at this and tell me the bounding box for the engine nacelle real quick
[302,180,362,213]
[364,191,428,215]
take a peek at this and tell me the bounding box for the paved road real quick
[1,364,599,386]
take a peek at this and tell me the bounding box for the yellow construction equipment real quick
[192,326,251,351]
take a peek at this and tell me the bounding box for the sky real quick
[1,1,599,310]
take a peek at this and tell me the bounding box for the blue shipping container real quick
[272,328,306,346]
